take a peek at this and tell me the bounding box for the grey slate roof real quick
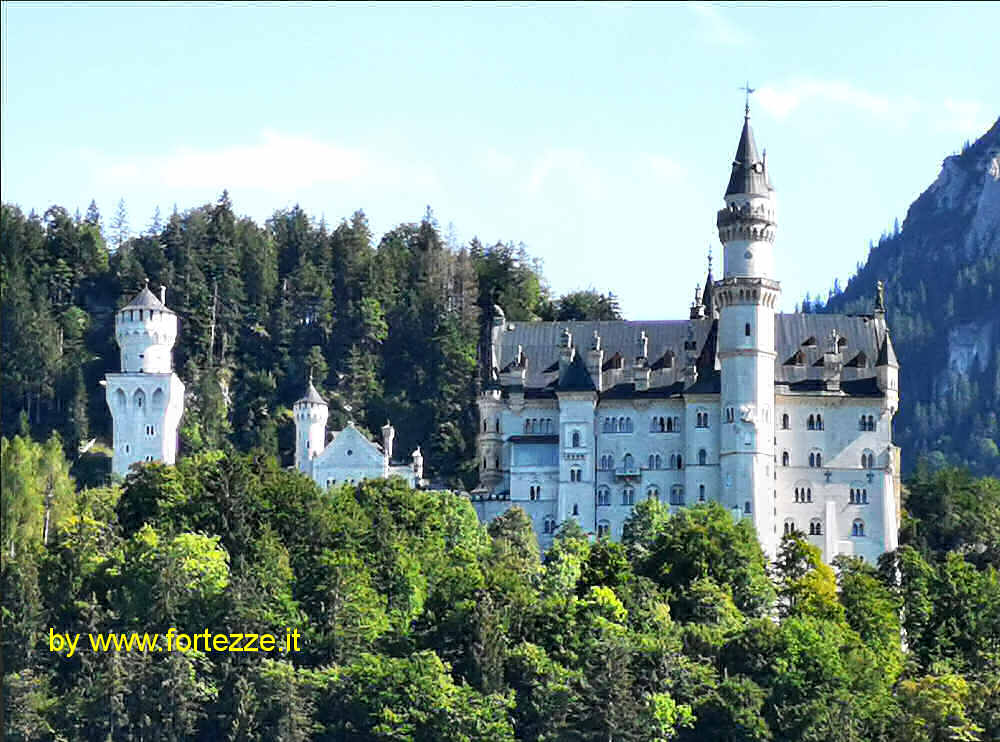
[559,353,597,392]
[876,332,899,367]
[725,116,770,197]
[297,378,327,405]
[123,286,173,313]
[495,313,885,398]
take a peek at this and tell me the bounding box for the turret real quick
[715,104,780,557]
[114,281,179,373]
[105,283,185,476]
[294,376,328,474]
[876,330,899,411]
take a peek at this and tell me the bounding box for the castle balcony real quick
[614,464,642,480]
[716,206,776,229]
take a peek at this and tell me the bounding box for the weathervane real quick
[739,81,755,116]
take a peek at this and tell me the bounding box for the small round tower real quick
[115,282,178,373]
[294,376,328,474]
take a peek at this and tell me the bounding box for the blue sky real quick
[3,2,998,319]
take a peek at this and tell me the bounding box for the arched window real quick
[572,503,580,516]
[654,454,662,469]
[677,454,683,470]
[816,413,824,430]
[495,456,500,469]
[782,413,790,430]
[666,417,673,432]
[809,519,823,536]
[862,450,875,469]
[622,486,635,506]
[495,418,501,433]
[543,517,556,535]
[597,487,611,506]
[482,457,487,470]
[647,485,660,501]
[698,449,707,466]
[782,451,790,467]
[744,501,752,514]
[852,519,865,537]
[623,453,634,471]
[867,415,875,432]
[809,451,822,468]
[612,418,619,433]
[570,467,582,483]
[859,415,867,431]
[152,388,165,409]
[115,388,127,409]
[807,414,815,431]
[524,420,530,434]
[134,389,146,410]
[699,484,706,502]
[572,431,581,448]
[670,454,677,469]
[604,417,611,433]
[625,418,633,433]
[648,454,655,469]
[529,486,538,501]
[619,417,626,432]
[783,519,796,536]
[745,322,751,337]
[597,520,611,538]
[670,485,685,506]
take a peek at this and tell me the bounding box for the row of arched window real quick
[794,487,813,503]
[602,417,634,433]
[849,488,869,504]
[808,452,823,468]
[650,416,682,432]
[523,418,554,434]
[782,449,878,469]
[529,485,542,500]
[695,411,710,428]
[859,415,876,431]
[542,517,557,534]
[599,453,687,471]
[784,519,866,538]
[113,387,166,411]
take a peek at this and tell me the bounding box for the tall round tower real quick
[105,283,185,476]
[715,106,780,557]
[294,376,328,475]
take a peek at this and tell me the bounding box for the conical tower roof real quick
[876,331,899,367]
[123,284,174,313]
[297,376,327,405]
[725,114,769,197]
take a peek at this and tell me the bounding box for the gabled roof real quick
[559,353,596,392]
[123,285,173,313]
[725,116,770,197]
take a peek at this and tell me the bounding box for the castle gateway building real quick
[471,111,901,564]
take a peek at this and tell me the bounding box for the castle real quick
[471,109,901,564]
[104,291,423,488]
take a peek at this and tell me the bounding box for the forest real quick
[3,434,999,741]
[0,196,619,489]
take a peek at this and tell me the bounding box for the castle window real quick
[623,453,634,471]
[570,467,582,483]
[782,413,790,430]
[496,418,501,433]
[482,458,486,470]
[622,486,635,506]
[744,501,752,514]
[665,416,672,432]
[134,389,145,409]
[483,420,488,433]
[125,444,130,454]
[807,414,815,430]
[809,451,822,468]
[745,323,751,337]
[862,450,875,469]
[648,485,660,501]
[604,417,611,433]
[698,449,707,466]
[867,415,875,432]
[495,456,500,469]
[597,520,611,539]
[782,451,790,467]
[524,420,530,434]
[144,455,153,462]
[572,431,581,448]
[852,519,866,537]
[573,504,579,516]
[670,485,685,506]
[783,519,796,536]
[809,519,823,536]
[529,485,540,500]
[699,484,706,502]
[816,414,824,430]
[597,487,611,506]
[543,516,557,535]
[601,453,614,470]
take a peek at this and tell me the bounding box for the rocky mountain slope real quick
[820,117,1000,476]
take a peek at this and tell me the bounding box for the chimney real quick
[586,331,604,392]
[634,331,649,391]
[381,421,395,462]
[823,330,843,391]
[160,285,167,304]
[558,328,574,379]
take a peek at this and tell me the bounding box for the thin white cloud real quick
[689,4,748,47]
[89,131,415,192]
[643,154,686,181]
[525,149,605,199]
[755,80,991,135]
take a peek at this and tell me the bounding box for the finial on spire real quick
[144,277,149,287]
[739,81,756,117]
[707,243,713,275]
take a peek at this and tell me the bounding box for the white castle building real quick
[293,377,425,489]
[105,283,186,477]
[471,109,901,564]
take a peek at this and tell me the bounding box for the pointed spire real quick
[876,331,898,367]
[702,244,716,317]
[725,106,768,197]
[298,373,327,405]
